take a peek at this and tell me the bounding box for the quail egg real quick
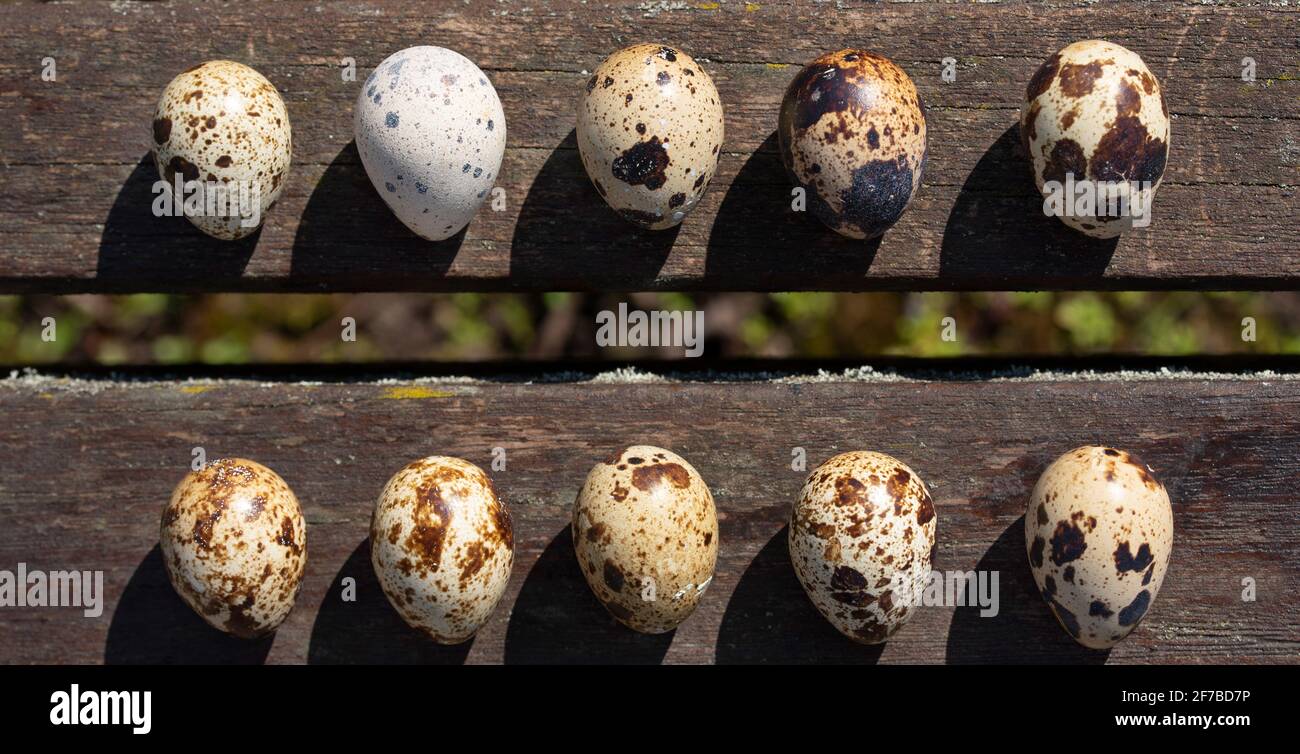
[577,44,724,230]
[370,456,514,644]
[160,458,306,638]
[789,451,936,644]
[1025,446,1174,649]
[151,61,292,240]
[572,446,718,633]
[355,46,506,241]
[778,50,928,239]
[1020,40,1170,237]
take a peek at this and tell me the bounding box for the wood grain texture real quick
[0,370,1296,664]
[0,0,1296,292]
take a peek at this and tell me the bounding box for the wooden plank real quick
[0,0,1295,292]
[1,367,1297,664]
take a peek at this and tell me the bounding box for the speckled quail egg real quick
[160,458,306,638]
[572,446,718,633]
[1020,40,1170,238]
[789,451,936,644]
[577,44,724,230]
[778,50,928,240]
[1025,446,1174,649]
[370,456,514,644]
[151,61,292,240]
[355,46,506,241]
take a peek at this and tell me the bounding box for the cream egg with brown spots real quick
[1026,446,1174,649]
[1021,40,1170,238]
[370,456,514,644]
[778,50,928,240]
[577,44,724,230]
[789,451,936,644]
[572,446,718,633]
[354,46,506,241]
[160,458,306,638]
[152,61,292,240]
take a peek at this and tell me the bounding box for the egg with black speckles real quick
[151,61,292,240]
[355,47,506,241]
[1025,446,1174,649]
[789,451,936,644]
[1021,40,1170,238]
[779,50,928,240]
[370,456,514,644]
[572,446,718,633]
[577,44,724,230]
[160,458,306,638]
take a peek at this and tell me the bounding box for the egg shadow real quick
[95,153,260,289]
[104,544,274,664]
[306,538,472,665]
[945,516,1111,665]
[704,132,880,289]
[503,526,674,664]
[938,124,1119,286]
[716,526,885,664]
[509,130,677,289]
[289,140,464,289]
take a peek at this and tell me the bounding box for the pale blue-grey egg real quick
[354,47,506,241]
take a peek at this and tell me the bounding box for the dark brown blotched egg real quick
[370,456,514,644]
[577,44,724,230]
[779,50,928,239]
[789,451,937,644]
[160,458,306,638]
[572,445,718,633]
[151,61,292,240]
[1025,446,1174,649]
[1020,40,1170,238]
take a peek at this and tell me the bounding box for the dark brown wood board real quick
[0,0,1296,292]
[1,368,1297,664]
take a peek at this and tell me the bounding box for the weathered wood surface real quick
[0,0,1296,292]
[1,368,1297,664]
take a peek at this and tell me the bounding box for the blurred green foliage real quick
[0,291,1296,365]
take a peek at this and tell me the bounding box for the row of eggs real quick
[162,444,1173,650]
[153,39,1170,242]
